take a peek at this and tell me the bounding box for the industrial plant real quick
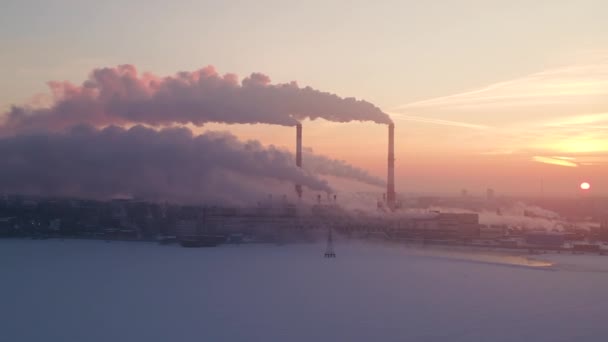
[2,122,608,255]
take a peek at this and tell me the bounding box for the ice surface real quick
[1,239,607,342]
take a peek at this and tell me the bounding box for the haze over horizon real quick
[2,0,607,196]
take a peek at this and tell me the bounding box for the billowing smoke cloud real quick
[1,65,392,135]
[0,125,332,204]
[302,147,385,187]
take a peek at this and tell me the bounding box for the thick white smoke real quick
[303,147,385,188]
[0,125,332,204]
[0,125,390,205]
[0,65,391,204]
[1,65,392,135]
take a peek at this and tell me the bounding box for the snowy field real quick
[1,239,607,342]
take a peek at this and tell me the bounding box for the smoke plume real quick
[303,147,385,187]
[0,125,332,204]
[1,65,392,135]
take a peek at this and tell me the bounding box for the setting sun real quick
[580,182,591,190]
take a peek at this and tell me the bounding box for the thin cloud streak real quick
[545,112,608,126]
[388,112,489,130]
[395,56,608,113]
[533,156,578,168]
[390,55,608,158]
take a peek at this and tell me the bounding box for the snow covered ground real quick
[1,239,607,342]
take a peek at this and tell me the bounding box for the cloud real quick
[396,60,608,111]
[0,125,334,204]
[545,112,608,127]
[390,55,608,157]
[532,156,578,167]
[1,64,392,135]
[387,112,489,130]
[393,55,608,126]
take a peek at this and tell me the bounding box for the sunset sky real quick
[2,0,607,196]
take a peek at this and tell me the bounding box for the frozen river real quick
[1,239,607,342]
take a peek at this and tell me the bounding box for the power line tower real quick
[324,228,336,258]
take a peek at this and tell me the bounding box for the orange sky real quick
[172,50,608,196]
[198,114,607,196]
[2,2,607,196]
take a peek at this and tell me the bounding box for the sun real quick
[580,182,591,190]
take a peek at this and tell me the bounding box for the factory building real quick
[389,212,480,240]
[524,232,565,248]
[479,225,507,239]
[600,216,608,241]
[486,188,495,201]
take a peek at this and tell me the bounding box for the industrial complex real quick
[2,121,608,254]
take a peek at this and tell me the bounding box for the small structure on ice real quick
[324,228,336,258]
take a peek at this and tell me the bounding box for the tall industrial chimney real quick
[387,123,396,210]
[295,123,303,199]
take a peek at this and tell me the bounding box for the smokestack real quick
[295,123,303,199]
[387,123,396,210]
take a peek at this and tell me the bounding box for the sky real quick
[1,0,607,196]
